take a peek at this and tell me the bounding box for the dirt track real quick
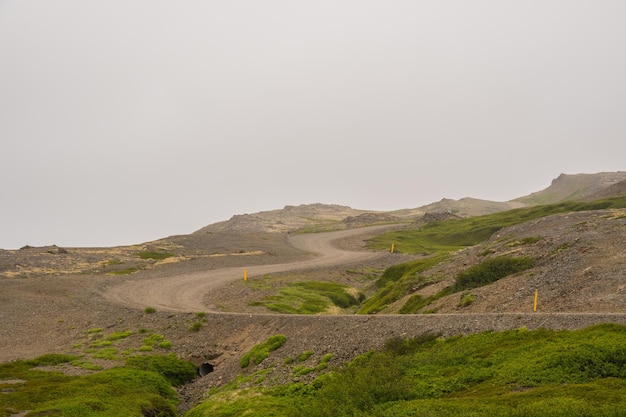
[102,226,392,312]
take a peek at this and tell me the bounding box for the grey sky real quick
[1,1,625,249]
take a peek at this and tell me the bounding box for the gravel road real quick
[102,225,392,312]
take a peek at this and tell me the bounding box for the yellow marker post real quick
[533,289,538,312]
[244,268,247,282]
[391,243,395,253]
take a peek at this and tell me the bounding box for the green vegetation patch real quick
[397,256,535,314]
[189,322,203,332]
[453,256,535,292]
[359,254,448,314]
[369,197,626,254]
[296,350,314,362]
[109,267,140,275]
[140,333,173,351]
[125,354,197,387]
[240,335,287,368]
[106,330,133,341]
[251,281,363,314]
[0,353,195,416]
[188,324,626,417]
[136,251,175,260]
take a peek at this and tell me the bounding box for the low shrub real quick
[453,256,535,291]
[189,322,203,332]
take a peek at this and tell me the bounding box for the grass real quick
[189,322,203,332]
[240,335,287,368]
[109,267,140,275]
[458,292,476,307]
[187,324,626,417]
[368,197,626,255]
[361,198,626,314]
[452,256,535,292]
[251,281,363,314]
[106,330,133,341]
[397,256,535,314]
[0,353,196,416]
[359,254,448,314]
[296,350,314,362]
[141,333,173,351]
[136,251,175,260]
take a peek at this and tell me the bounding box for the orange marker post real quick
[244,268,247,282]
[533,289,538,312]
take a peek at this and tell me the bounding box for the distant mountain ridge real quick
[196,172,625,234]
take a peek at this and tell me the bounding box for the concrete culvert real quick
[198,362,214,377]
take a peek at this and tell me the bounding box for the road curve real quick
[102,225,391,312]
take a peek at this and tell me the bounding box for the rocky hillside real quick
[514,171,626,205]
[194,203,368,233]
[382,206,626,314]
[585,178,626,201]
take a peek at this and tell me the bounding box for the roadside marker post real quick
[391,243,395,253]
[533,289,538,312]
[244,269,247,282]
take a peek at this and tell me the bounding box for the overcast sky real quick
[1,1,625,249]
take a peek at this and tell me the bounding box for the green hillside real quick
[361,197,626,314]
[368,197,626,255]
[187,324,626,417]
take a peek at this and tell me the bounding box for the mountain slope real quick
[584,178,626,201]
[513,172,626,205]
[364,199,626,315]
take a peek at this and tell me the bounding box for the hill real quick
[1,171,625,415]
[513,171,626,205]
[369,204,626,315]
[585,178,626,201]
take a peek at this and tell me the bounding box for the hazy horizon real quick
[1,1,625,249]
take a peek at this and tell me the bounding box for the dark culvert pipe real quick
[198,363,214,377]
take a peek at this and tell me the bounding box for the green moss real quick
[240,335,287,368]
[125,354,197,387]
[106,330,133,341]
[252,281,361,314]
[136,251,175,260]
[458,292,476,307]
[189,322,203,332]
[0,354,194,416]
[188,324,626,417]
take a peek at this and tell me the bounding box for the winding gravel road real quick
[103,226,391,312]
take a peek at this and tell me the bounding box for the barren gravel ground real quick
[101,225,393,312]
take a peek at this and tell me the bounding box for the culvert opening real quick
[198,363,214,377]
